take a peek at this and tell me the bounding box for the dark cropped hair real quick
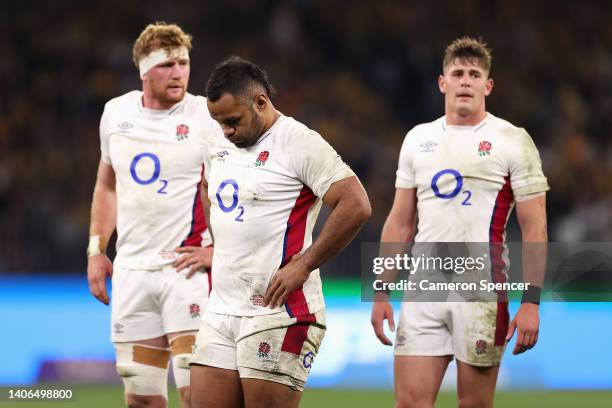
[206,56,275,102]
[443,37,492,74]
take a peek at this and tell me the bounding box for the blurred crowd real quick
[1,0,611,272]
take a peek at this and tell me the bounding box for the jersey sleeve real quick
[508,129,550,198]
[293,130,355,198]
[99,104,112,165]
[395,130,416,189]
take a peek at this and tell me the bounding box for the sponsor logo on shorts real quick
[176,124,190,141]
[189,303,200,318]
[250,295,265,307]
[396,334,406,346]
[475,339,487,355]
[303,351,315,369]
[114,323,124,333]
[258,342,271,359]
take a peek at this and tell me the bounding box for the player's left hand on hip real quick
[173,246,213,279]
[263,254,310,309]
[505,303,539,355]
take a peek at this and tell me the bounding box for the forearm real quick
[89,184,116,253]
[300,197,370,272]
[375,213,416,295]
[521,220,547,290]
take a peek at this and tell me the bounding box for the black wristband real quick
[374,288,391,295]
[521,285,542,304]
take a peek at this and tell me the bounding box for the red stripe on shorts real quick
[281,314,316,355]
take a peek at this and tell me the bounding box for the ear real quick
[254,94,268,113]
[484,78,494,97]
[438,74,446,94]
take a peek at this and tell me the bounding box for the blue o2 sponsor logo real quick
[129,152,168,194]
[216,179,244,222]
[431,169,471,205]
[303,351,315,369]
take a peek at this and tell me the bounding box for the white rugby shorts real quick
[111,264,210,342]
[394,302,508,366]
[190,309,326,391]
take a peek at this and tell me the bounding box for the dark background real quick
[1,0,611,273]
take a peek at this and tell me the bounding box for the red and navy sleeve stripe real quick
[279,186,317,318]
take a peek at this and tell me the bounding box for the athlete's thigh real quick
[190,364,243,408]
[111,266,164,342]
[394,355,451,408]
[160,265,210,335]
[236,310,326,394]
[456,360,499,408]
[241,378,301,408]
[450,302,507,367]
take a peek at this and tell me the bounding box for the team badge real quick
[258,342,271,359]
[250,294,265,306]
[475,339,487,355]
[254,151,269,167]
[176,124,190,141]
[478,140,492,156]
[189,303,200,318]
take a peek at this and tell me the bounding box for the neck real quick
[141,88,178,110]
[445,109,487,126]
[261,104,281,134]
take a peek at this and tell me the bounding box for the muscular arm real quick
[506,193,547,354]
[371,188,417,345]
[89,160,117,250]
[263,176,371,307]
[516,194,547,287]
[87,160,116,305]
[300,176,372,271]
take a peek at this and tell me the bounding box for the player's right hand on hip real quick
[87,254,113,305]
[371,299,395,346]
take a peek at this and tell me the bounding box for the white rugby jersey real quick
[396,113,549,244]
[204,114,355,316]
[99,91,216,270]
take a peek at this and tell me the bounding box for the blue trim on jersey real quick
[180,187,199,247]
[280,222,291,268]
[285,303,295,318]
[280,221,294,317]
[488,202,497,282]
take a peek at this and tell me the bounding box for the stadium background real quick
[1,0,611,406]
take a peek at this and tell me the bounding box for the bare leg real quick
[190,364,244,408]
[241,378,301,408]
[456,361,499,408]
[394,355,452,408]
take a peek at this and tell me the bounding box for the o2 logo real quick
[216,179,244,222]
[130,153,168,194]
[430,169,472,205]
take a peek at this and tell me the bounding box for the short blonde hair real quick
[443,37,492,74]
[132,22,193,68]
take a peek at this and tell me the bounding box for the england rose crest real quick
[254,151,269,167]
[189,303,200,318]
[478,140,492,156]
[176,124,190,141]
[475,339,487,355]
[258,342,271,359]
